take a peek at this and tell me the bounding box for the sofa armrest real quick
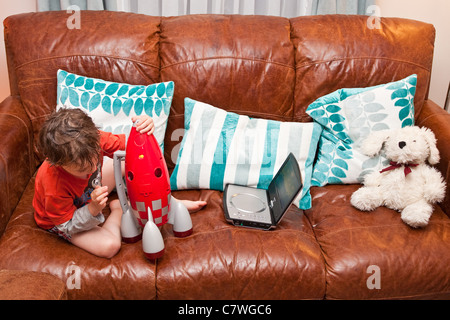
[0,96,35,235]
[416,100,450,216]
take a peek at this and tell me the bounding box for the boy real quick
[33,108,206,258]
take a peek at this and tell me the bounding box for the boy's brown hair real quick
[39,108,101,170]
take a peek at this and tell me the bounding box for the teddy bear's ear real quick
[421,127,440,165]
[361,129,392,158]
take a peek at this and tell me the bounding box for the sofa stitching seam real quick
[163,226,319,241]
[14,54,160,71]
[416,113,450,127]
[161,56,294,70]
[316,220,450,240]
[303,210,328,299]
[0,153,9,217]
[296,56,431,72]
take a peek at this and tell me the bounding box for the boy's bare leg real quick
[70,200,123,259]
[101,199,123,239]
[68,159,124,258]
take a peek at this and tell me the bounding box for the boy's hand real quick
[88,186,108,216]
[132,115,155,135]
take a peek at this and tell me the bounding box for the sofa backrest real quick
[291,15,435,121]
[4,11,435,168]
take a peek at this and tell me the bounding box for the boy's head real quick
[39,108,100,173]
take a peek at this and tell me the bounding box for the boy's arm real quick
[99,116,154,157]
[88,185,109,216]
[99,131,127,156]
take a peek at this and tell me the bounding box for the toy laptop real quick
[223,153,302,230]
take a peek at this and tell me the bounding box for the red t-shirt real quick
[33,131,126,230]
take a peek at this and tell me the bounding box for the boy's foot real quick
[179,200,207,213]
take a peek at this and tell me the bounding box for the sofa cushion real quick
[0,176,157,300]
[56,69,174,150]
[306,185,450,299]
[157,189,326,299]
[291,15,435,122]
[170,98,322,209]
[0,270,67,300]
[159,14,295,168]
[307,74,416,186]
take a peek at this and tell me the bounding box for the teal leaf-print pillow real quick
[56,69,174,151]
[307,74,416,186]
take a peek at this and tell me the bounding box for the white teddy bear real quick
[350,126,446,228]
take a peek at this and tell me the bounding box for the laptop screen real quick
[267,153,302,223]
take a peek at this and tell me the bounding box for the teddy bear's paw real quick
[401,204,432,228]
[423,175,446,204]
[350,188,382,211]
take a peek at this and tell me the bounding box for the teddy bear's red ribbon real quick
[380,161,418,176]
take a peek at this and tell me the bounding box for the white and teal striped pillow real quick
[170,98,323,210]
[56,69,174,151]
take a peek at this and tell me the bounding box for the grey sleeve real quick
[55,205,105,236]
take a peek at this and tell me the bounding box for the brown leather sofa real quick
[0,11,449,300]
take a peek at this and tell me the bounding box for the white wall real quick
[377,0,450,107]
[0,0,36,101]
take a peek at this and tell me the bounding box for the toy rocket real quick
[114,124,193,261]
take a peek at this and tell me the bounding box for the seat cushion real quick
[157,189,326,299]
[306,185,450,299]
[0,176,157,300]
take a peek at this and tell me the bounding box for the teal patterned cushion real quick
[56,69,174,151]
[307,74,417,186]
[170,98,323,210]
